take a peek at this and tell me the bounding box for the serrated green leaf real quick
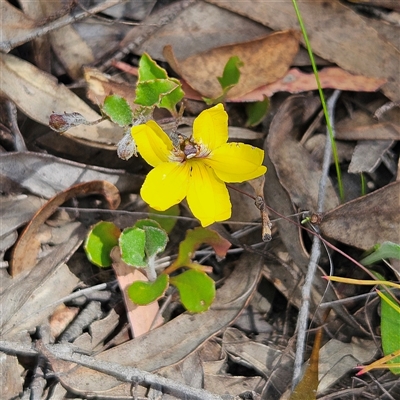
[159,80,184,112]
[84,221,120,267]
[134,79,179,107]
[149,205,180,233]
[102,95,133,126]
[380,291,400,374]
[361,241,400,266]
[138,53,168,81]
[119,227,147,267]
[127,273,169,305]
[245,97,270,127]
[217,56,243,90]
[170,270,215,313]
[173,227,231,269]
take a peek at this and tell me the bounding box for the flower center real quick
[170,134,209,162]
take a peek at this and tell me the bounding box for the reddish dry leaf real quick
[164,30,300,99]
[110,248,163,338]
[10,181,120,277]
[231,67,387,102]
[320,181,400,250]
[206,0,400,101]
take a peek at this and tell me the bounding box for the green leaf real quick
[127,273,169,305]
[380,291,400,374]
[174,227,231,269]
[138,53,168,81]
[203,56,244,105]
[102,95,133,126]
[149,204,180,233]
[134,79,177,106]
[361,241,400,266]
[217,56,243,90]
[84,221,120,267]
[159,79,185,111]
[170,270,216,313]
[143,226,168,258]
[245,97,270,127]
[134,219,162,230]
[119,227,147,267]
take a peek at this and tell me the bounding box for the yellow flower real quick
[131,104,267,227]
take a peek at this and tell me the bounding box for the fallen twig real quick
[292,90,341,388]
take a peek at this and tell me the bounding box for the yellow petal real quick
[186,161,231,227]
[131,121,172,167]
[204,142,267,183]
[141,162,189,210]
[193,104,228,151]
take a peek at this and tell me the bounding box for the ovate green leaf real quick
[173,227,231,269]
[170,270,215,313]
[127,273,169,305]
[138,53,168,81]
[102,95,133,126]
[119,227,147,267]
[217,56,243,90]
[84,221,120,267]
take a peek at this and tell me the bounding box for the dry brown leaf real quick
[320,181,400,250]
[11,181,120,277]
[54,252,263,397]
[0,53,123,146]
[129,0,272,61]
[164,30,300,99]
[1,227,86,336]
[0,152,141,199]
[111,247,163,338]
[36,0,95,79]
[206,0,400,101]
[84,67,136,106]
[232,67,387,102]
[347,0,400,12]
[0,354,24,399]
[336,122,400,141]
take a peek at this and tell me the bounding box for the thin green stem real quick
[291,0,344,201]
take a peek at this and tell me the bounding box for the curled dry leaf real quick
[163,30,300,99]
[10,181,120,277]
[320,181,400,250]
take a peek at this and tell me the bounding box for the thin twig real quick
[292,90,341,388]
